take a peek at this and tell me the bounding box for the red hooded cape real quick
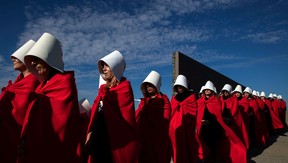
[279,100,287,127]
[87,78,139,163]
[0,73,39,163]
[196,95,247,163]
[136,93,171,163]
[18,72,82,163]
[247,98,268,146]
[169,93,198,163]
[220,96,249,149]
[263,99,283,130]
[271,100,281,119]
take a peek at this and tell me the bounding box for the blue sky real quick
[1,0,288,104]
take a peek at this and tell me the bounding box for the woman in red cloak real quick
[243,87,267,147]
[85,50,139,163]
[18,33,82,163]
[260,92,283,134]
[169,75,198,163]
[220,84,249,150]
[232,85,250,149]
[278,95,287,127]
[0,40,39,163]
[136,71,172,163]
[196,81,246,163]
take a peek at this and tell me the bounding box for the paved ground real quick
[248,113,288,163]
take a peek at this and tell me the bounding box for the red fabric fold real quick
[196,95,247,163]
[18,72,82,163]
[87,78,139,163]
[248,98,269,146]
[136,93,171,163]
[220,96,249,149]
[169,93,198,163]
[0,74,39,163]
[263,99,283,130]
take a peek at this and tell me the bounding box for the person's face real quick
[146,83,157,96]
[243,92,250,98]
[11,57,25,71]
[222,90,230,97]
[235,92,241,98]
[260,96,265,100]
[102,62,114,80]
[177,85,186,94]
[204,89,213,98]
[30,57,51,80]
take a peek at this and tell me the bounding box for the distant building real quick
[172,51,244,95]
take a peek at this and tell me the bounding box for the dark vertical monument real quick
[172,51,244,94]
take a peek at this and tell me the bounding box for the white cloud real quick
[18,0,243,69]
[241,30,287,43]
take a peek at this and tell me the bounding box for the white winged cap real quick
[173,74,188,92]
[221,84,232,94]
[11,40,35,64]
[202,80,215,92]
[25,32,64,73]
[260,91,266,97]
[98,50,126,81]
[233,85,243,94]
[243,87,252,94]
[141,71,161,95]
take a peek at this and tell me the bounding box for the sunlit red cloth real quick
[87,78,139,163]
[169,93,198,163]
[136,93,171,163]
[271,100,283,126]
[247,98,268,146]
[18,71,82,163]
[263,99,283,130]
[0,73,39,163]
[196,95,247,163]
[279,100,287,127]
[255,98,269,141]
[220,96,249,149]
[237,96,250,148]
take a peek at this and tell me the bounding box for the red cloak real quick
[196,95,247,163]
[279,100,287,127]
[247,98,268,146]
[0,73,39,163]
[136,93,171,163]
[271,99,281,119]
[18,72,82,163]
[263,99,283,130]
[255,98,269,142]
[220,96,249,149]
[237,96,250,148]
[87,78,139,163]
[169,93,198,163]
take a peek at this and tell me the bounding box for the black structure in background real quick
[172,51,245,95]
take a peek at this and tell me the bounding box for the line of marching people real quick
[0,32,287,163]
[168,77,286,163]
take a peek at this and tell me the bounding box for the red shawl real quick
[248,98,268,146]
[220,96,249,149]
[18,72,82,163]
[196,95,246,163]
[169,93,198,163]
[263,99,283,130]
[0,73,39,163]
[279,100,287,127]
[87,78,139,163]
[135,93,171,163]
[271,100,281,117]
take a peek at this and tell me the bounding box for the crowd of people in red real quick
[0,32,287,163]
